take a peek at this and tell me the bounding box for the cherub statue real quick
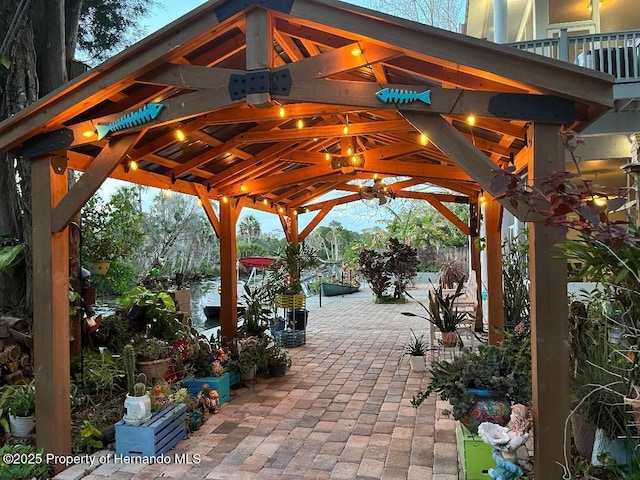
[211,359,225,377]
[478,404,531,480]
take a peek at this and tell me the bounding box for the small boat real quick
[203,281,247,323]
[320,281,361,297]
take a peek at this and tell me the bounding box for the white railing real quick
[509,29,640,83]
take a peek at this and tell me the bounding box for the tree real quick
[0,0,156,316]
[238,215,261,245]
[363,0,465,32]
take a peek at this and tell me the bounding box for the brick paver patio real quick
[56,286,460,479]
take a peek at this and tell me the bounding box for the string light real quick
[479,190,486,206]
[83,129,95,138]
[263,198,269,206]
[351,46,362,56]
[297,119,304,129]
[197,198,203,207]
[175,128,186,141]
[466,115,476,126]
[278,206,284,213]
[325,152,331,161]
[240,184,247,192]
[163,189,172,198]
[222,195,229,204]
[279,106,286,118]
[343,116,349,135]
[347,146,353,156]
[129,160,138,171]
[420,133,429,146]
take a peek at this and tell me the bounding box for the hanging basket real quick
[87,261,110,276]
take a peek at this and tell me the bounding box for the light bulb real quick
[467,115,476,126]
[279,106,285,118]
[129,160,138,171]
[175,129,186,141]
[420,133,429,146]
[297,119,304,129]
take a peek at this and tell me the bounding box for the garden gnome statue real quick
[197,384,220,414]
[478,404,531,479]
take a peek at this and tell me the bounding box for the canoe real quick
[320,282,361,297]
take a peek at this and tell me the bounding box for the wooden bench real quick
[115,403,187,457]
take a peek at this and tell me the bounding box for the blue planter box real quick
[181,373,229,405]
[116,403,186,457]
[228,369,241,387]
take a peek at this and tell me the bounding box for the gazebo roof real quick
[0,0,614,231]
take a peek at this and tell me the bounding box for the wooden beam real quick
[62,85,238,150]
[528,123,569,479]
[0,6,225,151]
[424,193,470,235]
[299,206,333,240]
[193,184,220,237]
[32,155,71,462]
[401,112,533,220]
[289,0,614,108]
[281,79,576,124]
[52,134,140,232]
[235,119,411,143]
[245,8,273,107]
[219,198,239,342]
[485,195,504,345]
[284,40,401,80]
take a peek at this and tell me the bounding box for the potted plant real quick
[270,242,318,330]
[238,283,272,338]
[401,328,429,372]
[121,344,152,425]
[133,337,172,382]
[402,282,467,347]
[119,287,181,339]
[228,336,270,381]
[5,380,36,437]
[266,345,292,377]
[411,328,531,434]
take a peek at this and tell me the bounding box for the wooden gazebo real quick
[0,0,614,476]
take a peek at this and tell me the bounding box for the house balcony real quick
[508,29,640,109]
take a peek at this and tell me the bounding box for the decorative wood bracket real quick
[228,69,291,100]
[22,128,74,158]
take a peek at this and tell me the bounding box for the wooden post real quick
[245,7,272,107]
[219,198,239,343]
[528,123,569,478]
[31,155,71,464]
[485,195,504,345]
[469,201,484,331]
[290,213,299,244]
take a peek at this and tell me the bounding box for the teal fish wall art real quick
[96,103,164,140]
[375,88,431,105]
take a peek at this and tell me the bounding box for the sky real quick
[101,0,405,237]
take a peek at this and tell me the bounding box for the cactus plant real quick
[133,373,147,397]
[122,344,136,396]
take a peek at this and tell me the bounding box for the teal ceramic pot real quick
[460,388,511,434]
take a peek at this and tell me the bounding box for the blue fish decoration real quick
[375,88,431,105]
[96,103,164,140]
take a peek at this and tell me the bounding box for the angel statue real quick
[478,404,531,480]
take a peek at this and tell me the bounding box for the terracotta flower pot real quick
[137,357,171,382]
[441,331,459,347]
